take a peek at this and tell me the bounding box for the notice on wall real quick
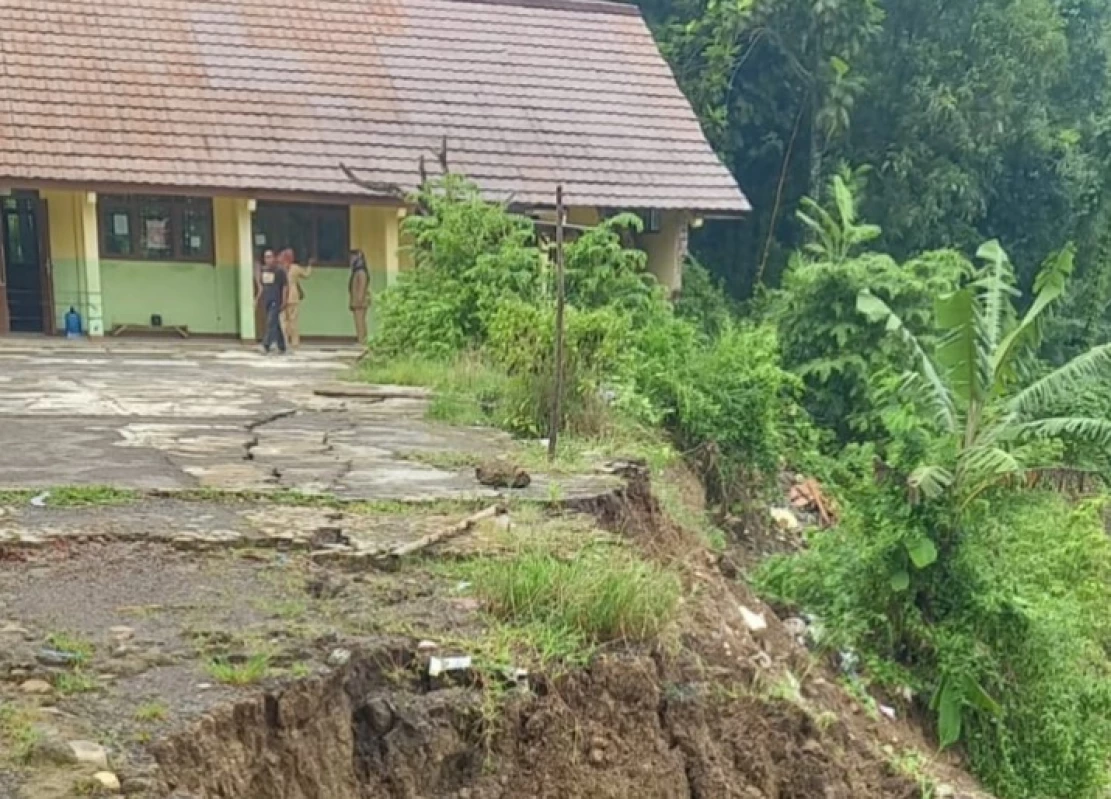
[112,213,129,236]
[190,235,202,249]
[255,233,267,246]
[144,219,168,250]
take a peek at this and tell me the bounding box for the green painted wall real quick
[100,261,238,335]
[296,268,358,338]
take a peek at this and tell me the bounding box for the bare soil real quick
[0,478,989,799]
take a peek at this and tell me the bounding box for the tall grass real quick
[467,549,680,647]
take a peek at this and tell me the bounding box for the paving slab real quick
[0,341,619,501]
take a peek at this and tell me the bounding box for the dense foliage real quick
[368,169,1111,798]
[372,175,803,488]
[639,0,1111,351]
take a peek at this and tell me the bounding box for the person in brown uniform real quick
[349,249,370,343]
[279,248,313,350]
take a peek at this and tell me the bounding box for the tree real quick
[858,239,1111,510]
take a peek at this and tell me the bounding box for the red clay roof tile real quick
[0,0,749,212]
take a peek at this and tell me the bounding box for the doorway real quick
[0,194,54,335]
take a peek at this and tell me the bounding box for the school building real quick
[0,0,748,340]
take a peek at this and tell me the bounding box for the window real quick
[98,195,214,262]
[253,202,349,266]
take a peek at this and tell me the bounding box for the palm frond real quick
[934,287,985,406]
[990,245,1073,396]
[908,464,954,502]
[858,290,958,432]
[1008,342,1111,416]
[975,239,1017,356]
[1007,417,1111,446]
[956,444,1027,509]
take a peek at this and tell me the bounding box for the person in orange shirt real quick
[279,248,313,350]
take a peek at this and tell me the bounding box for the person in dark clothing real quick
[259,249,288,354]
[349,249,370,344]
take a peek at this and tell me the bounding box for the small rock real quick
[109,626,135,643]
[0,622,30,636]
[770,507,801,532]
[327,648,352,667]
[416,640,439,654]
[475,460,531,489]
[69,739,110,769]
[196,682,213,690]
[29,737,78,766]
[20,678,53,694]
[93,771,122,793]
[879,704,897,720]
[120,777,156,795]
[428,655,471,677]
[783,617,808,641]
[738,605,767,634]
[588,747,606,766]
[35,648,79,667]
[801,739,823,756]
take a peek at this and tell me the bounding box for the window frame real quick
[97,195,215,264]
[253,202,350,267]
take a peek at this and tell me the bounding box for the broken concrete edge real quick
[312,383,433,401]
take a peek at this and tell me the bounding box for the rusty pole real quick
[548,185,566,462]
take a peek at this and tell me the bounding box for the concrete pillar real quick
[78,192,104,336]
[640,210,689,294]
[234,199,256,341]
[385,207,402,286]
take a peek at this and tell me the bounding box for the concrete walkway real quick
[0,339,613,501]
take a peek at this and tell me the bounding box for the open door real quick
[0,194,48,334]
[38,199,55,335]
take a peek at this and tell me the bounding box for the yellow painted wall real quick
[42,190,87,329]
[638,210,688,293]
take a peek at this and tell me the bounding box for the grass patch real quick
[45,631,94,666]
[0,486,138,507]
[134,701,168,723]
[207,654,271,686]
[461,548,681,658]
[0,703,40,763]
[54,672,99,696]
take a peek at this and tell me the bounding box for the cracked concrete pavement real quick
[0,339,617,501]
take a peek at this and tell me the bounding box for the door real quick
[1,195,47,333]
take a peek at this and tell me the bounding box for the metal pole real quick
[548,185,566,462]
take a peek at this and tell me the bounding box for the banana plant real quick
[858,239,1111,510]
[797,170,881,263]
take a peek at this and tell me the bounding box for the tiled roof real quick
[0,0,748,213]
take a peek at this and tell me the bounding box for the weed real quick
[254,598,308,621]
[134,701,168,723]
[762,671,804,705]
[207,654,271,686]
[0,703,41,763]
[72,777,107,796]
[815,710,839,731]
[54,672,99,695]
[889,749,937,798]
[289,662,313,679]
[546,481,564,505]
[45,631,94,666]
[841,676,880,721]
[0,486,138,507]
[398,450,481,471]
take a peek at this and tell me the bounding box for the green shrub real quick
[757,488,1111,799]
[775,249,967,440]
[675,256,736,337]
[486,299,631,436]
[627,317,806,496]
[374,175,544,359]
